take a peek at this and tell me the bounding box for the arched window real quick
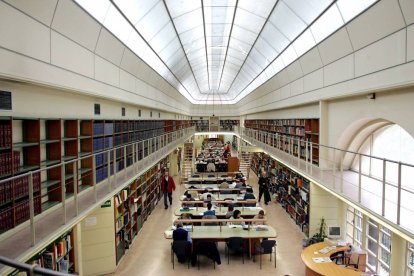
[352,124,414,190]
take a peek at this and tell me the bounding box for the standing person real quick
[161,171,176,209]
[258,171,271,205]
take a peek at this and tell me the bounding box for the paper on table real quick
[312,257,332,263]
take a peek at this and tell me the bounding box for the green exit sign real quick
[101,200,111,208]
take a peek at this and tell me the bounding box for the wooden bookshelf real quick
[1,118,191,234]
[113,156,167,264]
[17,230,76,274]
[193,119,209,132]
[244,118,319,165]
[251,152,310,236]
[220,119,239,131]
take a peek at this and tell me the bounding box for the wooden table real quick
[165,225,277,257]
[301,242,364,276]
[180,194,241,201]
[174,206,263,218]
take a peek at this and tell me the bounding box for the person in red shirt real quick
[161,171,176,209]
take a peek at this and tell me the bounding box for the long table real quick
[180,194,242,201]
[165,225,277,257]
[301,242,366,276]
[174,206,263,218]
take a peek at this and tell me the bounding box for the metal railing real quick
[0,127,195,269]
[240,127,414,239]
[0,255,70,276]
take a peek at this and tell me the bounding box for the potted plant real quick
[312,217,327,243]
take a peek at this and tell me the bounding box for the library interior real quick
[0,0,414,275]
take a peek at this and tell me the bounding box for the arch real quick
[336,118,393,169]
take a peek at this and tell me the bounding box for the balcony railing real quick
[0,127,195,272]
[241,127,414,241]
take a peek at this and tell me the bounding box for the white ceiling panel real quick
[75,0,382,104]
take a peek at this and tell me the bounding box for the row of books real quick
[15,197,41,224]
[29,233,73,272]
[95,165,111,183]
[0,207,13,232]
[15,173,41,199]
[0,151,20,176]
[93,137,114,152]
[0,124,12,148]
[114,189,129,206]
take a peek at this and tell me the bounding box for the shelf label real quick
[101,200,111,208]
[85,216,97,227]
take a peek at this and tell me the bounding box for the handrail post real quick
[358,154,362,203]
[92,155,97,203]
[382,159,386,217]
[113,148,117,188]
[28,172,35,246]
[297,137,300,165]
[397,162,401,225]
[124,145,127,178]
[61,163,66,224]
[107,150,111,191]
[73,162,78,216]
[340,151,344,193]
[305,140,309,172]
[333,148,336,190]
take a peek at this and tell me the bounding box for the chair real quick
[245,199,257,207]
[254,240,277,269]
[171,240,191,269]
[345,252,360,269]
[192,241,220,269]
[330,250,345,265]
[192,174,200,178]
[202,215,218,226]
[208,174,215,177]
[225,237,245,264]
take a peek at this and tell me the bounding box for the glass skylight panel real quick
[172,9,203,34]
[135,1,169,41]
[231,25,257,45]
[337,0,378,22]
[149,22,176,53]
[238,0,277,18]
[113,0,158,25]
[248,48,268,70]
[104,4,134,43]
[283,0,332,24]
[166,0,200,19]
[234,9,266,33]
[261,23,290,53]
[255,37,279,62]
[74,0,110,23]
[311,4,344,43]
[204,0,237,7]
[280,46,297,69]
[158,37,180,60]
[269,1,307,41]
[293,29,316,57]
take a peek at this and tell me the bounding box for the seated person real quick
[219,181,229,189]
[206,162,216,172]
[203,202,216,216]
[243,188,256,200]
[225,205,234,219]
[235,182,246,189]
[254,210,267,225]
[229,209,245,226]
[172,223,192,264]
[182,193,196,207]
[200,191,215,202]
[173,223,192,244]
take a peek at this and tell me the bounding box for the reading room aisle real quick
[109,173,306,276]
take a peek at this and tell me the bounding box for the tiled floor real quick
[111,173,306,276]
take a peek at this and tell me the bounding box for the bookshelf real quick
[193,119,209,132]
[20,230,76,274]
[1,117,192,234]
[244,118,319,165]
[251,152,310,236]
[220,119,239,131]
[113,156,168,264]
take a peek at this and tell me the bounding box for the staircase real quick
[239,151,252,178]
[181,142,193,179]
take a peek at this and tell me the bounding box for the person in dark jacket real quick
[172,224,191,263]
[161,171,176,209]
[258,171,271,205]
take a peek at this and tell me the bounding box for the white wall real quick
[236,0,414,116]
[244,103,319,120]
[309,183,344,238]
[80,199,116,276]
[0,80,178,120]
[326,88,414,151]
[0,0,191,114]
